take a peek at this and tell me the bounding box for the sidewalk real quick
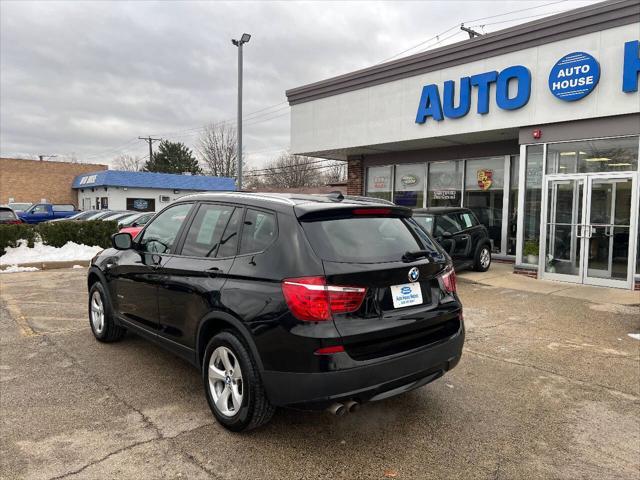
[458,262,640,306]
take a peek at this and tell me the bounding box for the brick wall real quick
[0,158,108,207]
[347,157,363,196]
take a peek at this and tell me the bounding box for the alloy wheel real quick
[90,290,105,334]
[480,248,491,268]
[208,346,244,417]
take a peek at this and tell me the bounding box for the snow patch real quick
[0,265,40,274]
[72,264,86,269]
[0,240,102,265]
[628,333,640,341]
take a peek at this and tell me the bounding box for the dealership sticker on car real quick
[390,283,423,308]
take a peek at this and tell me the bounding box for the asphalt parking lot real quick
[1,268,639,480]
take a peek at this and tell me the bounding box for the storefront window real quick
[464,157,504,253]
[546,136,639,174]
[521,145,544,264]
[393,164,425,208]
[428,161,462,207]
[365,166,393,201]
[507,155,520,255]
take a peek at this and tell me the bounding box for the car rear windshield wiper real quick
[402,250,434,263]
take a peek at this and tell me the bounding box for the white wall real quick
[291,23,640,155]
[76,187,202,212]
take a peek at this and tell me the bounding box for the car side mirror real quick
[442,231,453,239]
[112,232,133,250]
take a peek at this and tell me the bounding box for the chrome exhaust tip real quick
[344,400,360,413]
[326,402,346,416]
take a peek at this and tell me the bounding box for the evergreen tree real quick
[144,140,202,175]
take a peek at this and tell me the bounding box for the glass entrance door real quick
[583,176,636,288]
[541,173,638,289]
[543,177,585,283]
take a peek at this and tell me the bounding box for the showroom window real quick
[394,164,425,208]
[546,136,639,174]
[365,166,393,202]
[428,161,462,207]
[507,155,520,255]
[464,157,505,253]
[521,145,544,265]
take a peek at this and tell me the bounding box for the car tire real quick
[88,282,126,342]
[203,331,275,432]
[473,244,492,272]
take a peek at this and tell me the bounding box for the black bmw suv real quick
[87,193,464,431]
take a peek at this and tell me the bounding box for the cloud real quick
[0,0,598,168]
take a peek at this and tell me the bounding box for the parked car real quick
[18,203,78,224]
[412,207,492,272]
[100,211,135,223]
[0,206,22,224]
[118,212,154,239]
[7,202,32,213]
[87,193,464,431]
[47,210,102,222]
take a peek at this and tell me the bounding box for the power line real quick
[377,0,572,64]
[463,0,568,24]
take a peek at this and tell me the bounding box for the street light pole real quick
[232,33,251,191]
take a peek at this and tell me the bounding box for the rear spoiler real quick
[295,204,413,221]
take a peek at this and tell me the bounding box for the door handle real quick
[576,225,585,238]
[207,267,220,277]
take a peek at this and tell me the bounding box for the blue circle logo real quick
[548,52,600,102]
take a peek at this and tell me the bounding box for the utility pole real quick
[232,33,251,191]
[138,136,162,163]
[460,24,482,39]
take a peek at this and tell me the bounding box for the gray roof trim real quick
[286,0,639,105]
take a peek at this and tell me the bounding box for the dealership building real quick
[286,0,640,290]
[72,170,235,212]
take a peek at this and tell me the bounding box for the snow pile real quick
[0,240,102,266]
[0,265,40,274]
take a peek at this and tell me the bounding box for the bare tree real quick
[322,161,347,184]
[258,153,326,189]
[197,122,239,177]
[114,154,144,171]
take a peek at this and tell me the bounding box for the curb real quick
[0,260,89,271]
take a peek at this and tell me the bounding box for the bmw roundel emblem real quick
[408,267,420,283]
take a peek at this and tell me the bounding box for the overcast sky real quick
[1,0,600,169]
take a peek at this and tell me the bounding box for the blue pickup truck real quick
[18,203,78,224]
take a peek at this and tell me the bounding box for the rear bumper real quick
[262,327,464,408]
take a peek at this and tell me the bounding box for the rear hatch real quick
[297,204,461,361]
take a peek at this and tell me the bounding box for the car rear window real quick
[414,215,434,234]
[301,216,434,263]
[0,209,16,221]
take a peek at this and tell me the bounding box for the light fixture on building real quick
[532,129,542,139]
[585,157,611,162]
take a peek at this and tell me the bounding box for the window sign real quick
[428,161,462,207]
[366,166,393,201]
[126,198,156,212]
[465,157,505,253]
[394,164,424,208]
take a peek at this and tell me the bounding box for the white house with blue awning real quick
[72,170,236,212]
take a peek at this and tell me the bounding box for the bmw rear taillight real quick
[440,268,457,293]
[281,276,367,322]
